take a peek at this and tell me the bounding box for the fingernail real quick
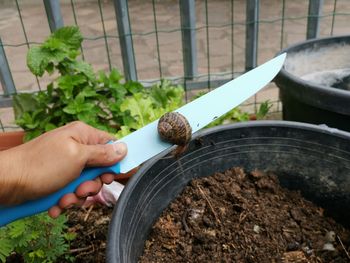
[113,142,127,156]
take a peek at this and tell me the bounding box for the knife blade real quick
[0,53,286,226]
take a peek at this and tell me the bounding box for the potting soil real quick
[139,167,350,263]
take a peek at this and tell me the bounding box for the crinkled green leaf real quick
[52,26,82,50]
[120,93,155,127]
[121,111,138,130]
[150,80,184,109]
[42,37,66,52]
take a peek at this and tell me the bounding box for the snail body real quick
[157,112,192,146]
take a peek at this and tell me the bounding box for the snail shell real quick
[157,112,192,146]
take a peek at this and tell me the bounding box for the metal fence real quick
[0,0,350,130]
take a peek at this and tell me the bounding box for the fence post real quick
[113,0,137,81]
[43,0,64,32]
[245,0,259,71]
[307,0,323,39]
[0,38,16,96]
[179,0,197,80]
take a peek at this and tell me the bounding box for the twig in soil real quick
[337,235,350,260]
[84,205,94,222]
[239,211,248,224]
[197,184,221,224]
[70,245,94,254]
[182,210,190,233]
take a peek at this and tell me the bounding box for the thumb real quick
[83,142,127,167]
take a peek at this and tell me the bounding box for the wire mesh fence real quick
[0,0,350,131]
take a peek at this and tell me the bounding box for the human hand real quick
[0,121,127,218]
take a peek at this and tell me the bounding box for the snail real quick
[157,112,192,156]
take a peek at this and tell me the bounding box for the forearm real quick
[0,146,26,204]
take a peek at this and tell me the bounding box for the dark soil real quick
[63,177,129,262]
[64,205,113,263]
[139,167,350,263]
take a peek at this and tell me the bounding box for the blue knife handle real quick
[0,163,120,227]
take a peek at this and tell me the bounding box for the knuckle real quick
[67,121,86,130]
[64,141,82,161]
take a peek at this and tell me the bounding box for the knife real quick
[0,53,286,226]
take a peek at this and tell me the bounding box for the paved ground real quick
[0,0,350,130]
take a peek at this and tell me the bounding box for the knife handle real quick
[0,163,120,227]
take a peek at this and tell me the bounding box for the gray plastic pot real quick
[107,121,350,263]
[275,35,350,131]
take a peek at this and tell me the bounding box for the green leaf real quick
[12,93,39,120]
[150,80,184,109]
[71,61,95,80]
[42,37,65,52]
[45,123,57,132]
[52,26,82,50]
[256,100,273,120]
[24,130,43,141]
[16,112,39,129]
[63,232,77,242]
[63,94,95,115]
[109,68,122,83]
[58,74,87,99]
[116,125,133,138]
[0,239,13,262]
[124,81,143,94]
[8,220,27,238]
[121,111,138,130]
[77,111,97,124]
[79,87,97,98]
[47,83,54,96]
[27,46,50,76]
[120,93,155,127]
[29,249,45,259]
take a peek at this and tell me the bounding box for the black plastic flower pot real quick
[107,121,350,263]
[274,35,350,132]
